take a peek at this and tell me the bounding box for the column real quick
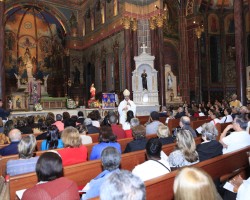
[179,1,190,103]
[123,17,132,93]
[149,17,156,57]
[234,0,246,105]
[131,19,138,71]
[0,0,5,100]
[155,15,166,106]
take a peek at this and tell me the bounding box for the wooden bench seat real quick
[145,146,250,200]
[190,119,211,130]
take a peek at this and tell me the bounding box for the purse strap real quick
[152,160,170,172]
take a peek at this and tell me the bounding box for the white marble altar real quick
[132,45,160,116]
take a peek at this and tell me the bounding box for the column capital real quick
[155,15,165,28]
[122,17,131,30]
[131,19,137,31]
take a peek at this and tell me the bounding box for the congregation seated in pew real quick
[82,147,120,200]
[157,124,175,145]
[124,125,147,153]
[84,118,100,134]
[76,124,93,145]
[7,134,38,176]
[0,129,21,156]
[58,126,87,166]
[196,123,223,162]
[90,126,121,160]
[22,151,79,200]
[132,138,171,181]
[169,129,199,168]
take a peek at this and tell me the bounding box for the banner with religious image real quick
[102,93,115,109]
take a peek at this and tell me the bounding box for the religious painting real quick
[224,14,235,34]
[102,93,115,108]
[12,94,26,110]
[208,14,220,34]
[5,6,65,97]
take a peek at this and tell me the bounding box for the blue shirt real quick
[90,142,121,160]
[0,141,19,156]
[7,156,39,176]
[40,139,64,151]
[82,169,119,200]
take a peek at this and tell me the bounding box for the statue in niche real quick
[167,73,173,90]
[141,69,148,90]
[72,66,80,85]
[90,83,96,100]
[24,47,31,65]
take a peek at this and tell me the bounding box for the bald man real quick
[179,116,197,137]
[0,129,21,156]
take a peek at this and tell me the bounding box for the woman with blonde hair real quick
[157,125,174,145]
[7,134,39,176]
[174,167,221,200]
[169,129,199,168]
[58,126,87,166]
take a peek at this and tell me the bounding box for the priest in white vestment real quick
[118,89,136,126]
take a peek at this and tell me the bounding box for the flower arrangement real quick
[34,103,43,111]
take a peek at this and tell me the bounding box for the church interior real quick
[0,0,249,108]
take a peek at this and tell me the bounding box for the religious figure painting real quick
[208,14,219,34]
[167,73,173,90]
[225,14,235,34]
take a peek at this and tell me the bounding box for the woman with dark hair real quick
[0,120,14,144]
[22,152,79,200]
[90,126,121,160]
[88,110,101,128]
[62,111,70,123]
[16,117,33,134]
[40,125,63,150]
[122,110,134,138]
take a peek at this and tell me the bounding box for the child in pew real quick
[174,167,222,200]
[40,125,63,150]
[7,134,39,176]
[22,151,79,200]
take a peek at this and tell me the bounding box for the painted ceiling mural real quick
[4,6,65,87]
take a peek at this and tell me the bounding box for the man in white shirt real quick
[132,138,171,181]
[118,89,136,126]
[220,116,250,154]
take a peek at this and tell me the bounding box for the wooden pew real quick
[137,116,149,125]
[190,119,211,130]
[145,146,250,200]
[167,119,180,134]
[88,133,99,143]
[9,138,195,200]
[159,117,167,124]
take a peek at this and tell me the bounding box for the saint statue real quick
[24,47,31,65]
[167,73,173,90]
[141,69,148,90]
[90,83,96,100]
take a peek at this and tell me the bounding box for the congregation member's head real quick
[174,167,219,200]
[126,110,134,123]
[18,134,36,159]
[99,126,117,143]
[62,112,70,121]
[77,111,84,118]
[3,120,15,136]
[100,170,145,200]
[146,138,162,160]
[232,115,248,131]
[46,125,60,149]
[130,118,140,128]
[64,118,76,128]
[9,129,22,142]
[108,114,118,125]
[176,130,198,163]
[150,111,159,121]
[201,123,218,141]
[61,126,81,148]
[157,125,170,138]
[179,116,191,128]
[101,147,121,171]
[55,114,62,122]
[46,112,55,121]
[84,118,92,126]
[132,125,146,140]
[36,152,63,182]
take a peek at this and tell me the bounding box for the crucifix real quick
[140,43,147,53]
